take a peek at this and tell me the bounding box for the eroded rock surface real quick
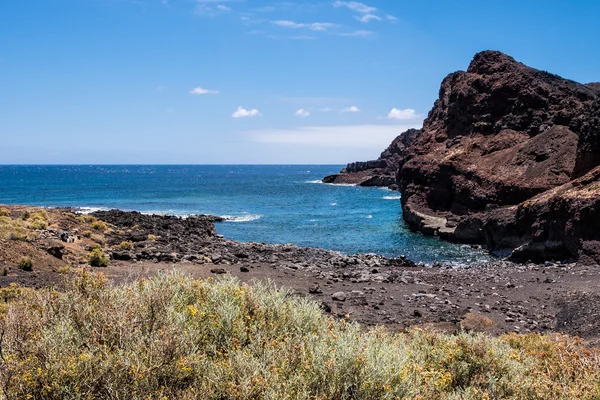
[323,128,421,189]
[398,51,600,262]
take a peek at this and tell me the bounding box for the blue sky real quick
[1,0,599,164]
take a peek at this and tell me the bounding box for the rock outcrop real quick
[323,128,421,189]
[396,51,600,263]
[329,50,600,263]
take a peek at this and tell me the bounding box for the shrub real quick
[0,271,599,399]
[91,220,107,231]
[30,218,48,230]
[86,248,109,267]
[0,207,10,217]
[78,214,96,223]
[82,230,92,238]
[147,234,159,241]
[0,216,27,241]
[17,256,33,271]
[29,210,48,230]
[118,240,134,250]
[20,211,30,220]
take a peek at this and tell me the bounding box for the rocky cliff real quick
[328,50,600,263]
[322,128,421,189]
[398,50,600,263]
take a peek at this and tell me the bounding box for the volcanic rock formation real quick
[329,50,600,263]
[322,128,421,189]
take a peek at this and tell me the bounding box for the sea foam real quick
[221,214,262,223]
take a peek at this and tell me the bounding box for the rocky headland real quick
[322,128,422,189]
[326,50,600,264]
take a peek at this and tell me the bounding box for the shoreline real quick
[1,204,600,343]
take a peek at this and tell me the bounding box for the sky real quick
[1,0,599,164]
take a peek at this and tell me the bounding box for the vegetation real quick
[0,208,48,240]
[0,270,598,399]
[17,256,33,271]
[91,220,107,231]
[29,210,48,230]
[147,234,159,241]
[86,248,109,267]
[118,240,134,250]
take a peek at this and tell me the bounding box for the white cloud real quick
[273,20,338,32]
[387,15,398,21]
[232,106,261,118]
[194,0,234,16]
[189,87,219,95]
[246,124,421,148]
[338,30,373,37]
[295,108,310,117]
[333,1,376,14]
[358,13,382,23]
[341,106,361,113]
[387,108,419,120]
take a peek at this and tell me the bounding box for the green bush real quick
[0,271,598,399]
[17,256,33,271]
[91,220,107,231]
[29,210,48,230]
[118,240,134,250]
[0,207,10,217]
[86,248,109,267]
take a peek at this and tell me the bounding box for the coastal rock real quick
[323,128,422,189]
[344,50,600,263]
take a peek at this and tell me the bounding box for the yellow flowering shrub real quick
[0,270,598,399]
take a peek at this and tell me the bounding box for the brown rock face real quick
[397,51,600,262]
[323,128,421,189]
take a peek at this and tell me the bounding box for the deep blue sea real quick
[0,165,492,264]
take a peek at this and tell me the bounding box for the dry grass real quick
[0,209,48,241]
[0,270,599,399]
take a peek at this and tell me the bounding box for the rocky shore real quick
[325,50,600,264]
[2,205,600,343]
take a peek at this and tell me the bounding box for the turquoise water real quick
[0,165,492,264]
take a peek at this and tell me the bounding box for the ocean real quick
[0,165,492,264]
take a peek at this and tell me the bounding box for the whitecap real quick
[382,195,401,200]
[221,214,262,223]
[75,207,110,214]
[366,215,373,219]
[330,202,337,206]
[305,180,357,187]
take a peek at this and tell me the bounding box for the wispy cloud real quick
[295,108,310,117]
[232,106,261,118]
[387,108,420,120]
[333,1,377,14]
[246,124,421,148]
[337,30,373,37]
[273,20,338,32]
[189,87,219,95]
[268,34,317,40]
[357,13,382,23]
[194,0,234,16]
[341,106,361,113]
